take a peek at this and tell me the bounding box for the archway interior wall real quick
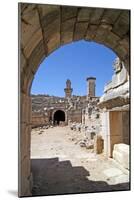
[19,3,130,197]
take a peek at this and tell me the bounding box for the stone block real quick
[89,8,104,25]
[20,123,31,160]
[114,143,129,155]
[77,8,92,22]
[43,17,60,41]
[47,32,60,54]
[38,5,60,26]
[101,9,121,24]
[104,31,120,49]
[23,29,43,58]
[114,174,129,184]
[85,25,98,40]
[74,22,88,41]
[61,18,76,44]
[20,51,27,73]
[112,10,130,37]
[20,93,32,123]
[28,40,46,74]
[19,155,31,196]
[94,26,109,44]
[114,45,128,61]
[61,6,77,22]
[94,135,104,154]
[113,144,129,169]
[21,5,41,53]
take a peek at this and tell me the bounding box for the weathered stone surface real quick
[99,79,129,109]
[77,8,92,22]
[21,5,41,58]
[23,29,43,58]
[113,143,129,169]
[85,25,98,40]
[28,40,46,74]
[47,32,60,54]
[38,5,60,26]
[112,11,130,37]
[21,93,31,123]
[104,31,120,49]
[94,135,104,154]
[89,8,104,25]
[114,45,128,61]
[61,18,76,44]
[101,9,121,24]
[112,66,127,87]
[74,22,88,41]
[20,51,27,73]
[104,64,127,93]
[94,26,109,44]
[61,6,77,22]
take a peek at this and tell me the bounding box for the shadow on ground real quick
[31,158,129,196]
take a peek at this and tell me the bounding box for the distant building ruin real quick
[31,77,100,128]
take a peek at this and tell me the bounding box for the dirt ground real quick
[31,126,129,196]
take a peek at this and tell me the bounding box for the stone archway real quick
[19,3,130,196]
[53,110,65,125]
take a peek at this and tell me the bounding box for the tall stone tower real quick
[86,77,96,97]
[64,79,73,98]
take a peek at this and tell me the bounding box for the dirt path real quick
[31,126,129,196]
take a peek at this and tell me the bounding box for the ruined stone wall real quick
[68,109,82,123]
[31,112,49,128]
[31,95,90,125]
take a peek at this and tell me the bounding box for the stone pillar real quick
[64,79,73,98]
[19,92,32,197]
[94,135,104,154]
[86,77,96,97]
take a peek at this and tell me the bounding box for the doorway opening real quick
[53,110,65,125]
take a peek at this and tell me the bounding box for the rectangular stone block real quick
[101,9,121,24]
[113,148,129,169]
[74,22,88,41]
[62,6,77,22]
[89,8,104,24]
[23,29,43,58]
[20,93,32,123]
[20,123,31,161]
[21,5,41,53]
[61,18,76,44]
[112,11,130,37]
[77,8,92,22]
[85,25,98,40]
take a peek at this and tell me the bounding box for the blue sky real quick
[31,40,116,97]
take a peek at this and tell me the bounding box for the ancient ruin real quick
[19,3,130,197]
[31,77,99,127]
